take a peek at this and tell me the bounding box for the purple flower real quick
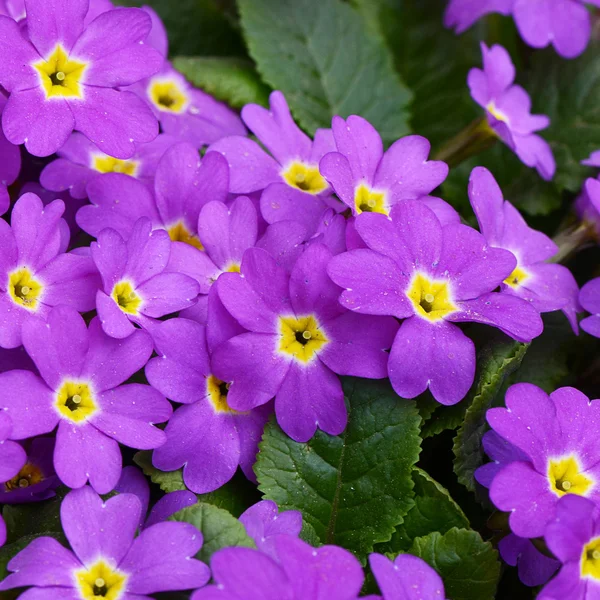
[0,92,21,216]
[468,43,555,180]
[114,465,150,530]
[192,534,364,600]
[542,495,600,600]
[212,244,398,441]
[328,201,543,406]
[0,1,162,157]
[145,490,197,529]
[319,115,448,217]
[0,485,210,596]
[0,193,99,349]
[487,383,600,538]
[468,167,579,331]
[210,91,341,234]
[1,0,114,23]
[580,276,600,338]
[40,132,179,200]
[576,178,600,241]
[146,317,270,493]
[91,217,200,339]
[239,500,302,559]
[445,0,598,58]
[369,553,447,600]
[0,305,172,493]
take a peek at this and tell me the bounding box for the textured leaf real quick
[237,0,412,143]
[134,450,186,493]
[174,57,271,109]
[0,533,65,580]
[255,378,422,562]
[453,340,528,492]
[375,468,469,554]
[168,502,255,563]
[408,528,501,600]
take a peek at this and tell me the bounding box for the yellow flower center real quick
[503,266,529,289]
[282,161,328,195]
[354,184,388,215]
[582,537,600,580]
[75,560,127,600]
[486,101,509,125]
[111,280,142,315]
[33,45,87,99]
[8,267,43,311]
[548,456,594,497]
[149,79,189,113]
[92,154,139,177]
[167,222,204,251]
[4,463,44,491]
[278,315,328,363]
[206,375,241,414]
[55,381,97,424]
[407,273,457,322]
[224,263,241,273]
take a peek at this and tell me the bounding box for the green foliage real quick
[237,0,412,143]
[408,528,501,600]
[134,450,186,493]
[255,379,422,563]
[168,502,255,563]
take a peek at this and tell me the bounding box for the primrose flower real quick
[40,132,179,200]
[192,534,364,600]
[469,167,579,331]
[468,43,555,180]
[0,0,163,157]
[91,217,200,339]
[319,115,448,217]
[145,490,197,528]
[212,244,398,442]
[210,91,340,234]
[576,178,600,241]
[445,0,597,58]
[486,383,600,538]
[579,277,600,338]
[369,553,448,600]
[0,93,21,216]
[328,201,542,406]
[0,193,99,349]
[146,317,270,493]
[1,0,114,23]
[0,486,210,597]
[0,305,172,493]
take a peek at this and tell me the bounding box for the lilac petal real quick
[512,133,556,181]
[0,411,11,440]
[72,87,158,159]
[237,403,271,482]
[209,136,280,193]
[468,166,505,245]
[55,421,122,493]
[124,218,170,285]
[206,287,246,354]
[40,160,93,201]
[142,5,168,55]
[451,293,543,342]
[0,295,28,349]
[144,490,197,529]
[444,0,512,33]
[153,400,239,493]
[327,249,412,318]
[320,312,397,379]
[490,461,557,538]
[137,272,199,317]
[96,289,136,339]
[145,355,205,404]
[389,317,475,405]
[467,66,491,110]
[580,276,600,315]
[212,333,290,411]
[536,562,581,600]
[81,319,153,392]
[0,218,17,276]
[495,86,549,135]
[22,305,88,389]
[92,227,127,292]
[482,42,516,96]
[483,429,529,463]
[115,466,150,529]
[61,485,141,568]
[120,521,210,593]
[3,87,74,157]
[0,536,80,590]
[0,370,57,439]
[0,438,26,481]
[275,360,345,442]
[166,242,219,293]
[0,16,39,92]
[421,196,460,227]
[256,220,307,272]
[582,314,600,338]
[550,0,590,58]
[319,152,357,210]
[8,589,82,600]
[498,534,559,587]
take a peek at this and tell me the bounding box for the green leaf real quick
[255,378,422,562]
[375,468,469,554]
[237,0,412,143]
[0,533,65,580]
[453,339,529,492]
[408,528,501,600]
[168,502,254,563]
[134,451,186,493]
[173,56,271,109]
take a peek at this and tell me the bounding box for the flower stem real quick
[434,117,498,167]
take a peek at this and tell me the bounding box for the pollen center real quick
[581,537,600,580]
[407,273,457,322]
[548,456,594,497]
[4,463,44,491]
[75,560,127,600]
[486,101,509,125]
[503,266,529,289]
[33,45,86,99]
[111,280,142,315]
[206,375,240,414]
[55,381,97,424]
[149,80,189,113]
[278,315,328,363]
[354,184,388,215]
[92,154,139,177]
[282,161,328,195]
[8,267,43,311]
[167,222,204,251]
